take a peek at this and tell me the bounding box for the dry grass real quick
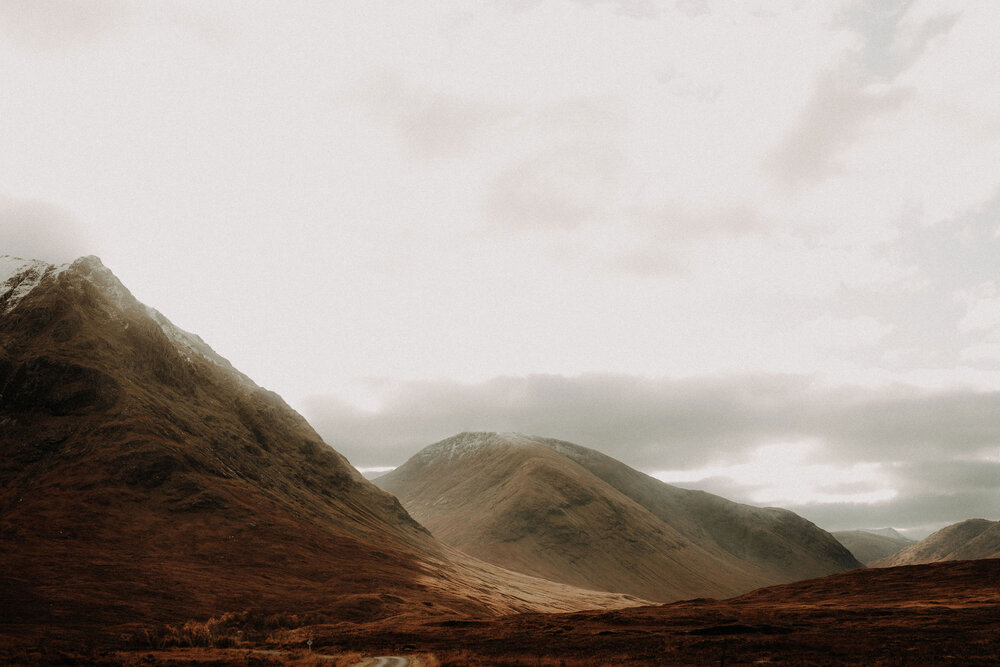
[130,610,342,649]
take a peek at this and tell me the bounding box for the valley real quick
[2,255,998,665]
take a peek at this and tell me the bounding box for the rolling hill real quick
[0,255,639,650]
[833,529,913,565]
[375,431,861,602]
[872,518,1000,567]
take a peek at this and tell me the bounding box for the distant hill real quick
[833,530,912,565]
[0,256,639,647]
[861,527,911,541]
[376,432,861,602]
[872,519,1000,567]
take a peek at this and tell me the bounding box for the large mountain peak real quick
[1,254,243,381]
[66,254,140,309]
[1,255,639,643]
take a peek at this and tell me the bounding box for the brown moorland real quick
[86,558,998,665]
[4,256,994,665]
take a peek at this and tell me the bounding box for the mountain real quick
[375,432,861,602]
[0,255,638,647]
[832,530,912,565]
[861,527,911,541]
[872,519,1000,567]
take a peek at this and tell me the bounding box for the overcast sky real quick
[2,0,999,537]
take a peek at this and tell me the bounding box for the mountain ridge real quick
[872,518,1000,567]
[0,255,640,644]
[377,431,861,602]
[833,530,912,565]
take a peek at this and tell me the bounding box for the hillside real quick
[833,529,913,565]
[873,519,1000,567]
[0,256,638,650]
[376,432,860,602]
[863,527,911,541]
[279,558,1000,665]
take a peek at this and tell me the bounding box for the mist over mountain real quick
[860,527,912,541]
[872,519,1000,567]
[0,255,638,643]
[376,431,860,602]
[832,530,913,565]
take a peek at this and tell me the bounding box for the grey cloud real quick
[889,190,1000,292]
[765,69,912,188]
[0,195,92,263]
[304,373,1000,469]
[304,373,1000,531]
[655,67,723,103]
[573,0,661,19]
[482,93,765,267]
[895,460,1000,495]
[603,202,764,275]
[767,2,961,190]
[602,247,684,276]
[830,188,1000,371]
[485,97,627,230]
[836,2,960,80]
[498,0,662,19]
[671,476,769,502]
[788,488,999,536]
[0,0,133,52]
[674,0,709,19]
[352,72,516,160]
[815,479,887,497]
[634,203,763,239]
[680,463,1000,536]
[486,142,625,230]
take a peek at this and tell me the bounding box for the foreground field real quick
[4,559,996,665]
[302,558,1000,665]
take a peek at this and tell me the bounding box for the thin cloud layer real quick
[303,373,1000,533]
[0,0,132,51]
[767,1,960,189]
[350,72,517,160]
[304,374,1000,469]
[0,196,92,264]
[766,71,913,187]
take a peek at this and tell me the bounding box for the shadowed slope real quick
[873,518,1000,567]
[539,436,860,583]
[0,256,638,649]
[376,432,860,602]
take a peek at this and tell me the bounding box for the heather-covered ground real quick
[3,559,995,665]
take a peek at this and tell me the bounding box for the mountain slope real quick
[872,519,1000,567]
[833,530,912,565]
[375,432,860,602]
[0,256,637,643]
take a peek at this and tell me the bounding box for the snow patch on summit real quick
[2,253,250,385]
[0,255,66,311]
[144,305,243,376]
[69,255,139,313]
[416,431,539,463]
